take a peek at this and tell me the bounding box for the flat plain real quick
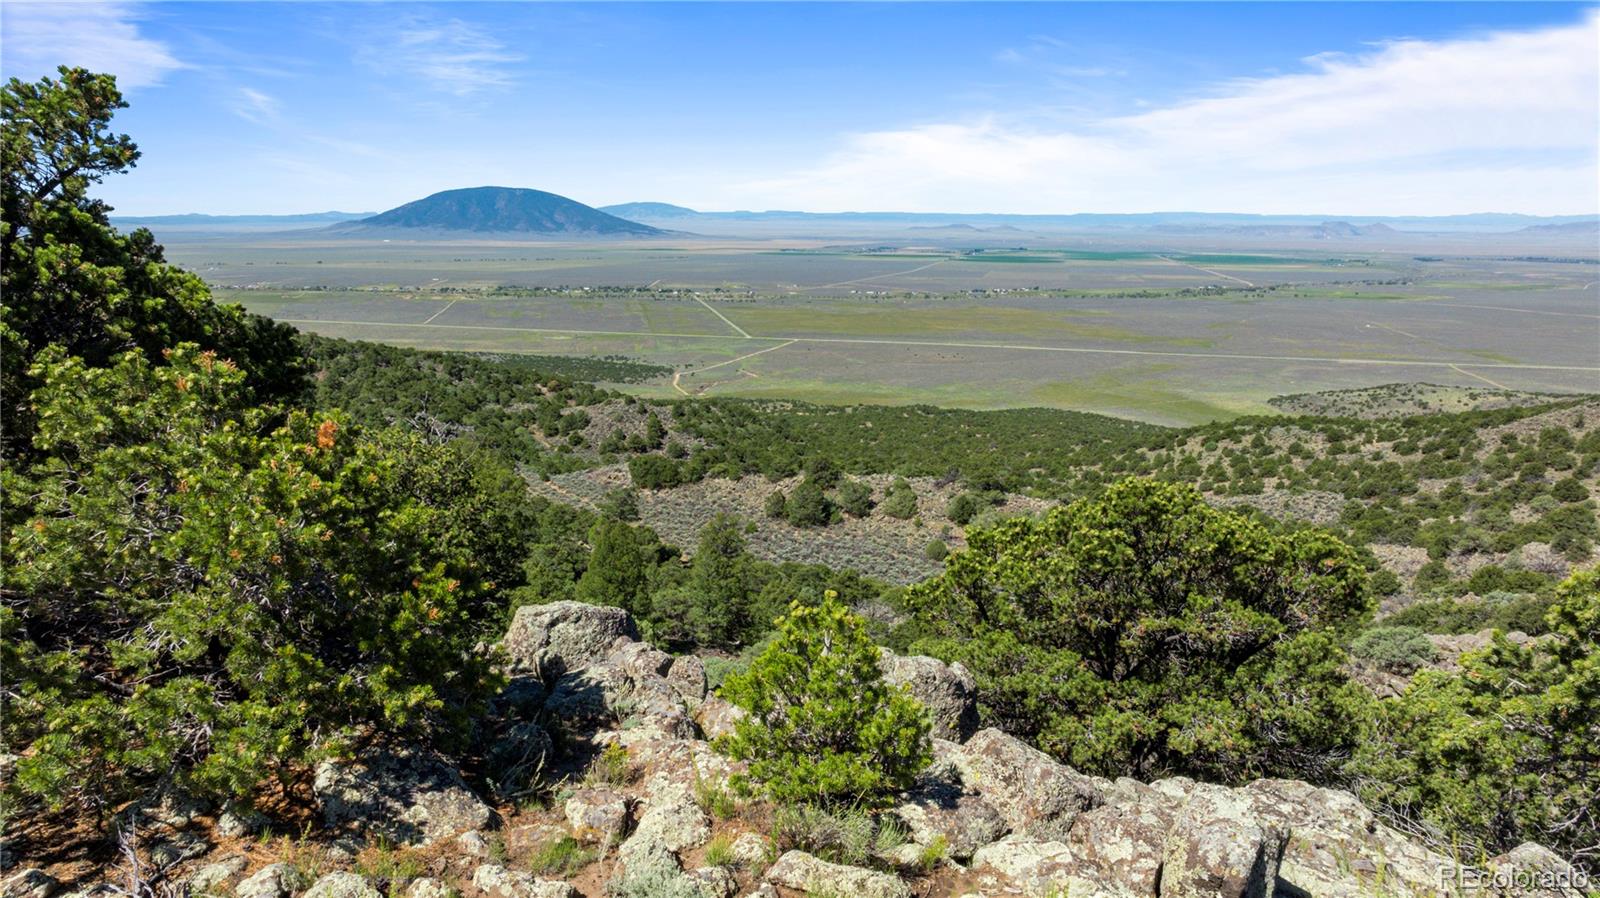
[162,234,1600,425]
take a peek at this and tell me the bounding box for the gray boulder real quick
[302,873,381,898]
[1488,843,1589,898]
[1066,793,1179,897]
[666,655,709,710]
[234,863,301,898]
[314,746,492,845]
[1160,783,1288,898]
[954,728,1102,841]
[1237,779,1463,898]
[185,856,247,895]
[617,783,710,869]
[878,648,979,742]
[765,850,912,898]
[471,865,578,898]
[565,787,631,843]
[501,601,639,679]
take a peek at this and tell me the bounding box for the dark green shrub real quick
[946,493,980,525]
[837,479,874,517]
[881,478,918,520]
[715,595,930,807]
[765,489,788,519]
[907,477,1373,784]
[786,480,834,528]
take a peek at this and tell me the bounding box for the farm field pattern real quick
[170,238,1600,425]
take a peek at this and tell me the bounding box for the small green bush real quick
[881,478,918,520]
[945,493,980,525]
[837,478,875,517]
[924,539,949,562]
[765,489,788,519]
[529,835,595,877]
[716,595,931,807]
[1350,626,1437,674]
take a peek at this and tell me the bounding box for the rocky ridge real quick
[6,601,1586,898]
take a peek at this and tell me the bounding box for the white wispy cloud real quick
[356,15,523,96]
[232,87,280,123]
[736,13,1599,215]
[0,1,184,89]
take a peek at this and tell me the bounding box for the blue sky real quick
[3,2,1596,216]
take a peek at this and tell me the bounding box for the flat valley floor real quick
[162,236,1600,425]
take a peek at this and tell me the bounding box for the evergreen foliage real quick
[907,477,1374,783]
[715,595,931,807]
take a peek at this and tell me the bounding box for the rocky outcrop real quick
[501,601,639,679]
[1161,784,1288,898]
[185,856,247,895]
[1235,779,1462,898]
[953,728,1103,841]
[313,746,492,845]
[765,850,912,898]
[892,780,1008,862]
[878,648,979,742]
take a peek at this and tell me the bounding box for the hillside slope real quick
[339,186,664,235]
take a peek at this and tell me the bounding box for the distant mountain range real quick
[334,187,663,236]
[597,203,1599,235]
[114,193,1597,239]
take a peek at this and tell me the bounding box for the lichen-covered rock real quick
[1236,779,1461,898]
[471,865,577,898]
[404,879,451,898]
[970,835,1078,889]
[684,865,738,898]
[215,803,269,838]
[1,870,57,898]
[565,787,631,843]
[764,850,912,898]
[666,655,708,710]
[954,728,1102,841]
[1160,784,1287,898]
[185,856,247,895]
[302,873,382,898]
[148,831,210,867]
[314,746,492,845]
[235,863,301,898]
[729,832,774,870]
[501,601,639,679]
[619,783,710,864]
[694,695,746,741]
[892,781,1008,862]
[878,648,979,742]
[1066,781,1180,897]
[1487,843,1588,898]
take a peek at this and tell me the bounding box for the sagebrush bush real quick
[1350,626,1438,673]
[715,594,930,807]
